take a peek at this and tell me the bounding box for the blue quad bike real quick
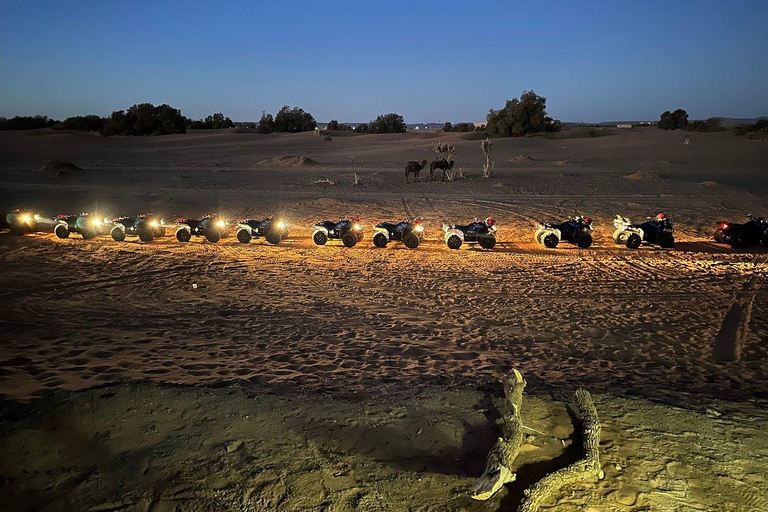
[535,215,593,249]
[442,216,497,250]
[714,215,768,248]
[236,217,289,245]
[54,213,110,239]
[372,217,424,249]
[110,214,166,242]
[174,215,229,243]
[312,216,364,247]
[1,209,43,235]
[613,212,674,249]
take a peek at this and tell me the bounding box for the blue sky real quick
[1,1,766,123]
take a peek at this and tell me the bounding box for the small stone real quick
[706,408,722,417]
[226,440,243,453]
[615,464,622,471]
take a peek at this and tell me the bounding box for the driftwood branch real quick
[518,388,603,512]
[471,369,526,500]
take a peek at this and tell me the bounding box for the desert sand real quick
[0,127,767,511]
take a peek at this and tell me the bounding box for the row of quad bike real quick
[2,210,768,250]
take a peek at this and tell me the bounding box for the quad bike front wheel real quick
[479,235,496,250]
[534,229,544,244]
[265,230,282,245]
[9,224,24,236]
[446,234,462,250]
[111,226,126,242]
[576,233,593,248]
[138,229,154,243]
[543,233,559,249]
[403,233,420,249]
[176,229,192,243]
[55,224,70,239]
[313,231,328,245]
[626,233,642,249]
[373,232,389,248]
[205,230,221,243]
[714,229,725,243]
[81,229,96,240]
[658,232,674,248]
[236,229,252,244]
[342,232,358,247]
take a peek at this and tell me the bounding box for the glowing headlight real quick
[149,220,159,228]
[354,224,362,231]
[277,221,286,229]
[216,220,226,228]
[34,214,40,221]
[21,215,32,223]
[415,225,424,232]
[92,218,102,226]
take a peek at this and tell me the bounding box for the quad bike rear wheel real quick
[205,230,221,243]
[236,229,252,244]
[176,229,192,243]
[55,224,70,239]
[342,232,358,247]
[479,235,496,249]
[403,233,420,249]
[534,229,544,244]
[658,232,674,248]
[576,233,593,248]
[265,230,282,245]
[111,226,126,242]
[714,229,725,243]
[82,229,96,240]
[373,232,389,248]
[9,225,24,236]
[313,231,328,245]
[626,233,642,249]
[543,233,559,248]
[138,229,154,243]
[446,234,462,250]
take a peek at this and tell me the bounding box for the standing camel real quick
[405,160,428,182]
[430,158,455,181]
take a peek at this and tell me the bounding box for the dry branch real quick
[471,369,526,500]
[518,388,603,512]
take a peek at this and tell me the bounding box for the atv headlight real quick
[33,214,40,221]
[21,214,32,223]
[149,220,159,228]
[277,221,286,229]
[216,220,226,228]
[92,218,102,226]
[415,225,424,232]
[354,224,362,231]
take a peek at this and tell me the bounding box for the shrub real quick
[273,105,316,133]
[103,103,186,136]
[62,115,107,132]
[354,123,369,133]
[0,115,57,130]
[256,113,275,134]
[658,109,689,130]
[189,113,234,130]
[486,90,560,137]
[368,113,406,133]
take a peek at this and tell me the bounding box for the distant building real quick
[474,122,487,129]
[617,124,633,129]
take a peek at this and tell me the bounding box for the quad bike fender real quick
[613,215,631,230]
[373,226,390,240]
[444,227,464,242]
[236,224,253,235]
[623,226,644,238]
[313,225,329,235]
[175,225,192,235]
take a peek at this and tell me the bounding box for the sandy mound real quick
[459,132,487,141]
[258,155,318,167]
[625,170,661,181]
[36,159,81,176]
[511,153,535,162]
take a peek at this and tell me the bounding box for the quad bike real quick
[174,215,229,243]
[714,215,768,248]
[613,212,674,249]
[312,215,364,247]
[535,215,593,249]
[372,217,424,248]
[1,209,43,235]
[110,214,166,242]
[54,213,110,239]
[442,217,497,250]
[236,217,289,245]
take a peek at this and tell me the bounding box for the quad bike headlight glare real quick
[92,218,102,226]
[216,220,226,228]
[34,214,40,221]
[21,214,32,223]
[354,224,362,231]
[277,221,286,229]
[415,225,424,232]
[149,220,159,228]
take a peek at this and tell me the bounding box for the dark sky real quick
[1,0,766,123]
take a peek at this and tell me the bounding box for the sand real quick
[0,126,767,510]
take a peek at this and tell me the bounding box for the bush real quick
[62,115,107,132]
[368,113,406,133]
[189,112,234,130]
[485,90,560,137]
[274,105,316,133]
[442,122,475,133]
[0,115,57,130]
[734,119,768,139]
[658,109,689,130]
[103,103,187,136]
[256,113,275,133]
[354,123,369,133]
[683,117,724,132]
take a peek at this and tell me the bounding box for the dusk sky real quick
[1,0,766,123]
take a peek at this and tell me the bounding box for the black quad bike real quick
[174,215,229,243]
[613,212,674,249]
[535,215,593,249]
[312,216,364,247]
[714,215,768,248]
[54,213,110,239]
[236,217,289,245]
[111,214,166,242]
[372,217,425,249]
[1,209,43,235]
[442,217,497,250]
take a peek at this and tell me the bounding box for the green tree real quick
[369,113,406,133]
[658,109,689,130]
[354,123,369,133]
[256,113,275,134]
[485,90,559,137]
[273,105,316,132]
[328,119,340,130]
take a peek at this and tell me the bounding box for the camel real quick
[405,160,427,182]
[430,158,455,181]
